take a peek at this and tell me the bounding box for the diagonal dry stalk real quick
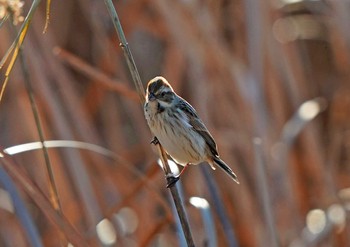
[2,6,64,245]
[53,47,139,102]
[0,154,90,247]
[0,0,42,103]
[103,1,195,246]
[18,46,62,216]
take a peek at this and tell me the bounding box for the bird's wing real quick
[178,98,219,156]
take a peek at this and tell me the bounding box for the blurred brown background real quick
[1,0,350,246]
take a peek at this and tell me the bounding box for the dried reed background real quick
[1,0,350,246]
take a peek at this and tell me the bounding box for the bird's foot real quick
[166,173,180,188]
[150,136,159,145]
[166,163,190,187]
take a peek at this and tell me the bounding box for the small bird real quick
[144,76,239,187]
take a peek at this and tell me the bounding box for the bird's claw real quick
[150,136,159,145]
[166,174,179,188]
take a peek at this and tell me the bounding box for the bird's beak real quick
[148,92,156,101]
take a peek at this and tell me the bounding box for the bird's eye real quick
[160,92,166,97]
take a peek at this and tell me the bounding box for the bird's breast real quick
[144,107,206,166]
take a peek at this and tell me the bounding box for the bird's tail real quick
[213,156,240,184]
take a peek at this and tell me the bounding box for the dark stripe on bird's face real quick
[159,91,174,103]
[157,102,165,113]
[148,79,166,94]
[147,77,176,108]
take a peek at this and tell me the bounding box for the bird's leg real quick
[149,136,179,187]
[178,164,190,177]
[166,164,189,188]
[150,136,159,145]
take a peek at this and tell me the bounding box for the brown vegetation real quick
[0,0,350,246]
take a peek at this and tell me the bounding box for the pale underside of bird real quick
[144,76,239,186]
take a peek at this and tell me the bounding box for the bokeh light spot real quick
[306,209,326,234]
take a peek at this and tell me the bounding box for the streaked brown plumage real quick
[144,76,239,184]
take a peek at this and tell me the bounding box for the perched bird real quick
[144,76,239,186]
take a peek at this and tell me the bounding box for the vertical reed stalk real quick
[103,1,195,246]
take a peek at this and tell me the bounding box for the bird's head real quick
[145,76,176,108]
